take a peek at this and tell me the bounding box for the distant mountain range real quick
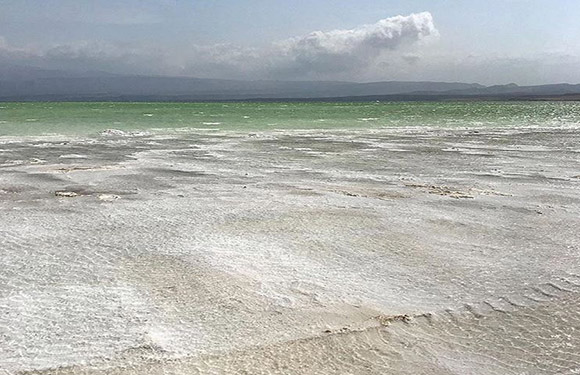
[1,66,579,101]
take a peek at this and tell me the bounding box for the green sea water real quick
[0,101,579,136]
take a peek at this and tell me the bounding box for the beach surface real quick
[1,103,580,374]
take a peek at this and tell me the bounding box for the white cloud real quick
[0,13,437,80]
[182,12,438,79]
[7,12,578,85]
[278,12,436,60]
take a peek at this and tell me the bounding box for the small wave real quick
[358,118,379,121]
[202,122,222,125]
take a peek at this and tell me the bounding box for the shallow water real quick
[1,101,580,136]
[1,103,580,374]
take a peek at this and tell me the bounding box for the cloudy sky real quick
[1,0,579,84]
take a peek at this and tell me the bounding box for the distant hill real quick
[443,83,580,96]
[0,66,579,101]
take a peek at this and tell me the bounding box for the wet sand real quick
[1,126,579,374]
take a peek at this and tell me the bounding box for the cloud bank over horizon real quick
[183,12,438,80]
[0,12,438,81]
[1,5,579,85]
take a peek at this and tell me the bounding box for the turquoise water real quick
[0,101,579,136]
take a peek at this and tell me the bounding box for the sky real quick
[1,0,579,84]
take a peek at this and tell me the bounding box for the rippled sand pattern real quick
[1,126,579,374]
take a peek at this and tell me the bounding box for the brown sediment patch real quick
[405,183,474,199]
[55,165,124,173]
[334,189,408,200]
[319,314,414,335]
[338,190,360,197]
[469,188,512,197]
[288,187,323,196]
[55,191,80,198]
[375,314,412,326]
[404,183,511,199]
[53,185,138,198]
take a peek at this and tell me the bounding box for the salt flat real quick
[1,125,579,374]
